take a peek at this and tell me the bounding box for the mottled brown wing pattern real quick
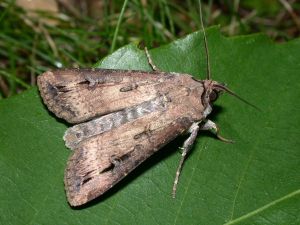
[37,69,190,123]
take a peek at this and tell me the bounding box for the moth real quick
[37,4,254,207]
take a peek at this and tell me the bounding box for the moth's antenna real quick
[199,0,211,80]
[214,84,261,111]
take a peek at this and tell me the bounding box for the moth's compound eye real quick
[209,90,219,102]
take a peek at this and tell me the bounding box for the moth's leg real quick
[144,47,160,71]
[200,120,234,143]
[172,122,200,198]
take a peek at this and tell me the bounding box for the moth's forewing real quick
[62,72,206,206]
[38,69,183,123]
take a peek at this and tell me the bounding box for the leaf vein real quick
[229,148,255,220]
[224,189,300,225]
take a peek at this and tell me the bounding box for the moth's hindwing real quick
[61,70,207,206]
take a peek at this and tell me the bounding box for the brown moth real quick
[37,2,253,207]
[38,67,227,206]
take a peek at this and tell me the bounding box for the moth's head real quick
[202,80,225,105]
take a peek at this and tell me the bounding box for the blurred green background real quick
[0,0,299,98]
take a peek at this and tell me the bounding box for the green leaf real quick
[0,27,299,225]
